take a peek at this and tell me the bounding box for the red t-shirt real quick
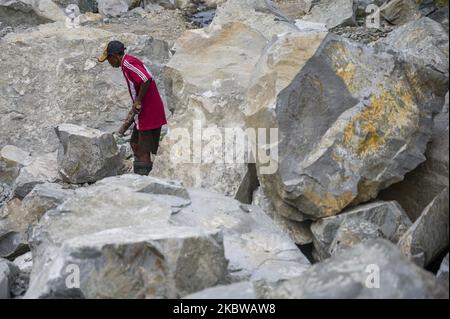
[121,54,167,131]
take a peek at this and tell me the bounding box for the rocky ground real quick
[0,0,449,299]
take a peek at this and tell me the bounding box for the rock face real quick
[12,152,59,198]
[97,0,141,17]
[377,17,449,77]
[379,93,449,220]
[172,188,311,283]
[25,180,227,298]
[0,22,170,154]
[310,201,412,261]
[303,0,356,28]
[27,226,227,298]
[22,182,73,220]
[152,0,298,198]
[258,239,449,299]
[398,188,449,267]
[0,198,35,259]
[55,124,122,184]
[247,33,448,220]
[26,174,310,298]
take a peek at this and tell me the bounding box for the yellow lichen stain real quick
[341,82,419,158]
[304,190,355,217]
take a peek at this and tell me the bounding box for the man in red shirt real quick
[98,41,167,176]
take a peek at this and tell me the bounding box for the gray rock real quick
[22,182,74,220]
[184,281,257,299]
[55,124,122,184]
[376,17,449,76]
[258,239,449,299]
[152,0,298,198]
[12,152,59,198]
[0,0,67,22]
[379,0,424,25]
[0,22,170,155]
[94,175,310,283]
[0,230,29,260]
[173,188,311,283]
[247,33,448,220]
[398,188,449,267]
[328,218,383,256]
[97,0,140,17]
[94,174,190,199]
[379,93,449,220]
[0,145,32,186]
[53,0,98,13]
[26,226,227,298]
[252,186,313,245]
[11,252,33,297]
[429,6,449,30]
[303,0,356,29]
[25,179,230,298]
[311,201,412,261]
[0,183,12,208]
[0,198,33,259]
[0,257,19,299]
[436,253,449,285]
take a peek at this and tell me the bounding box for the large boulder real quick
[398,188,449,267]
[246,33,448,220]
[172,188,311,283]
[303,0,356,28]
[184,281,257,299]
[55,124,122,184]
[152,0,298,198]
[25,180,228,298]
[0,22,170,154]
[252,186,313,245]
[95,175,311,282]
[12,152,59,198]
[310,201,412,261]
[258,239,449,299]
[379,93,449,220]
[26,174,310,297]
[26,226,227,298]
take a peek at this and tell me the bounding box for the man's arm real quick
[133,79,151,113]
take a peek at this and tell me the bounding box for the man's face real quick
[107,53,121,68]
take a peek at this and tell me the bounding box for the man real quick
[98,40,167,176]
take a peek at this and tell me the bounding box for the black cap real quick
[107,40,126,55]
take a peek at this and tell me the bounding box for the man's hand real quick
[132,100,142,114]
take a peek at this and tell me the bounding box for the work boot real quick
[133,161,153,176]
